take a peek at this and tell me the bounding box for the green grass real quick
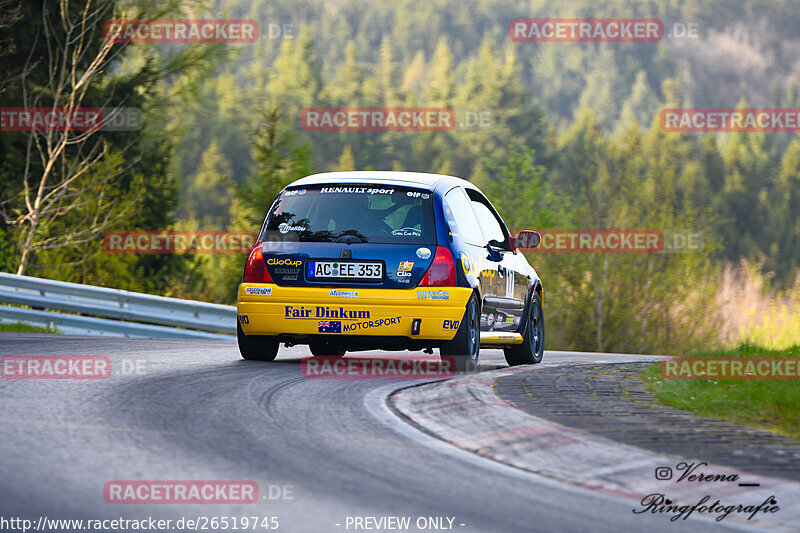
[642,344,800,440]
[0,322,60,334]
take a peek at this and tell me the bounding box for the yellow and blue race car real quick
[236,171,543,370]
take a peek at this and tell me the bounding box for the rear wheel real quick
[237,322,279,361]
[309,342,345,358]
[504,292,544,366]
[439,293,480,372]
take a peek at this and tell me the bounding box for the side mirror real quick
[514,230,541,251]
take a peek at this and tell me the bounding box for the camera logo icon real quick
[655,466,673,480]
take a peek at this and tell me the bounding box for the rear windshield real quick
[261,184,436,244]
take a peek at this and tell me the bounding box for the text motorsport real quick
[301,356,456,379]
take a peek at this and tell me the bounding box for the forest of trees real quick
[2,0,800,353]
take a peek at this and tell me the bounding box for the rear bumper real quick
[237,284,472,341]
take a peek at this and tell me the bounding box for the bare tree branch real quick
[2,0,141,275]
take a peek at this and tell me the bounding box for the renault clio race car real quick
[236,171,544,370]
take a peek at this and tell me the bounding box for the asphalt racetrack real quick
[0,333,760,532]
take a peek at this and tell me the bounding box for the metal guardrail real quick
[0,272,236,339]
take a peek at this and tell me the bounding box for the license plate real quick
[307,261,383,280]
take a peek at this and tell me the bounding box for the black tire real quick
[504,291,544,366]
[309,342,345,358]
[439,293,480,372]
[237,322,279,361]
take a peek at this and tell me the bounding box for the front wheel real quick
[237,322,279,361]
[439,293,480,372]
[504,292,544,366]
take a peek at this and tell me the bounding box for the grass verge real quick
[0,322,60,334]
[642,344,800,440]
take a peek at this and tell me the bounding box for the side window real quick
[443,187,483,246]
[472,201,505,246]
[466,189,510,250]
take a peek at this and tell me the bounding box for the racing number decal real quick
[505,267,514,298]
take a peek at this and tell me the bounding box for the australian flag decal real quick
[318,320,342,333]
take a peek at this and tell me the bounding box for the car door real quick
[441,187,497,315]
[465,189,530,332]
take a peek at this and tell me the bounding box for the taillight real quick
[419,246,456,286]
[244,244,273,283]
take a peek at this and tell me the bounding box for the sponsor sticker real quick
[319,186,395,195]
[458,252,473,275]
[272,268,299,281]
[266,257,303,267]
[329,290,358,298]
[397,260,414,279]
[417,290,449,300]
[416,247,432,260]
[318,321,342,333]
[278,223,306,234]
[245,287,272,295]
[391,227,422,237]
[284,306,370,320]
[398,261,414,271]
